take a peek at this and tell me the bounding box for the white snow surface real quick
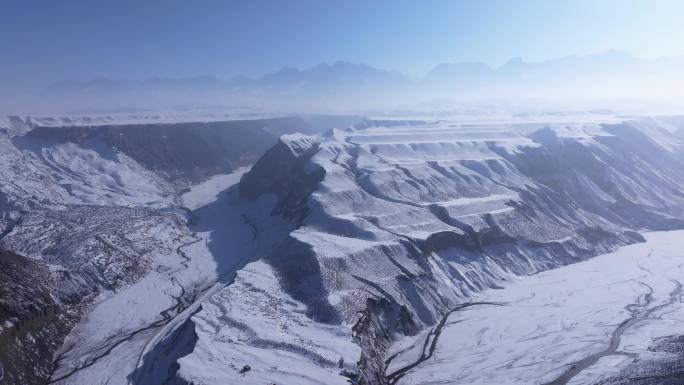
[177,260,359,385]
[181,166,251,210]
[0,128,174,208]
[48,166,285,385]
[389,230,684,385]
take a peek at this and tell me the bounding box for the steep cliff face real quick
[258,121,684,315]
[175,118,684,385]
[0,249,84,385]
[23,115,364,185]
[0,115,342,385]
[240,133,326,224]
[25,117,300,184]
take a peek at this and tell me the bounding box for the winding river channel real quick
[387,230,684,385]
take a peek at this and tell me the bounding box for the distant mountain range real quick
[48,61,407,93]
[37,52,684,114]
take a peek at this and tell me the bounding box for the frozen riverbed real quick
[181,166,251,210]
[388,230,684,385]
[48,165,265,385]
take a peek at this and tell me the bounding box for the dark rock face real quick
[127,308,199,385]
[239,135,325,224]
[24,115,363,185]
[265,237,339,324]
[0,249,83,385]
[352,298,418,385]
[2,205,185,292]
[26,118,292,183]
[594,335,684,385]
[0,204,191,385]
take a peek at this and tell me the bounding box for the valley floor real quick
[48,168,264,385]
[388,230,684,385]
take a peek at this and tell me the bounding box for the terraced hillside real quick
[3,115,684,385]
[172,118,684,385]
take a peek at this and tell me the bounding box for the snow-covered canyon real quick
[175,116,684,385]
[2,114,684,385]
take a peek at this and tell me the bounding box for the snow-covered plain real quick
[388,230,684,385]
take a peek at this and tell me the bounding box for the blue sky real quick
[1,0,683,89]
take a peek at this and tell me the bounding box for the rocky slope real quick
[173,117,684,385]
[0,114,352,385]
[0,249,84,385]
[2,114,684,385]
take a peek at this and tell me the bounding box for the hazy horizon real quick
[2,0,684,114]
[4,50,683,116]
[39,50,684,83]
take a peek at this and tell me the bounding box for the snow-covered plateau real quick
[2,114,684,385]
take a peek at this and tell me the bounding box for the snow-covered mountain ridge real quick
[31,53,684,113]
[2,115,684,385]
[171,117,684,384]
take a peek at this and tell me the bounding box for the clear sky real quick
[1,0,683,90]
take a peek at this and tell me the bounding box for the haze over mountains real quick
[25,51,684,115]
